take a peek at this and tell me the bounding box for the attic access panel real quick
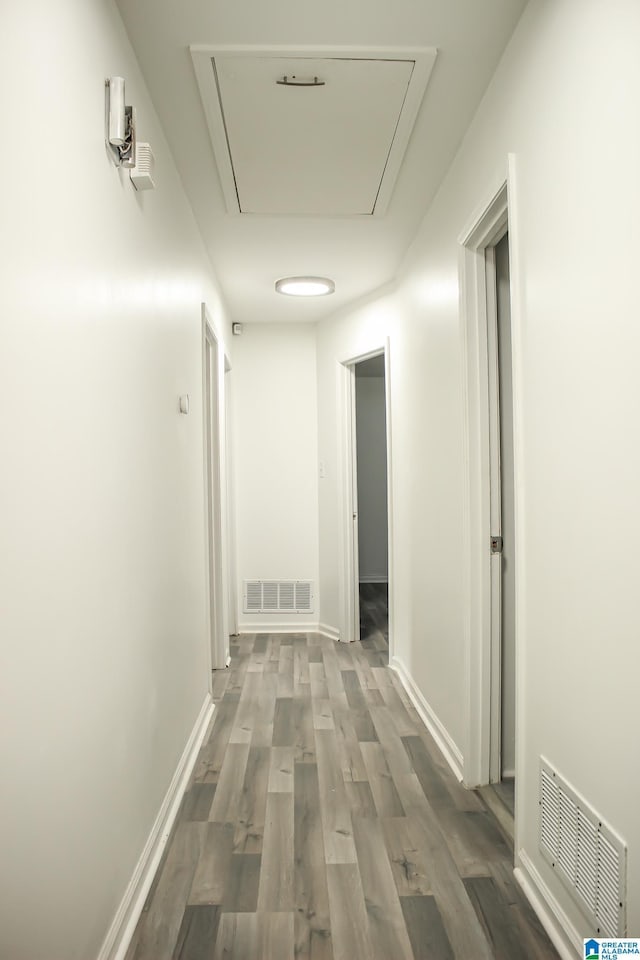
[191,47,437,217]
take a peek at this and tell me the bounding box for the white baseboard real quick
[237,620,316,634]
[390,655,464,782]
[515,850,581,960]
[358,576,389,584]
[97,693,214,960]
[237,621,340,641]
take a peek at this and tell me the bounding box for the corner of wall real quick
[389,655,464,782]
[97,695,214,960]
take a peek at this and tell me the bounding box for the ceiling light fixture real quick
[275,276,335,297]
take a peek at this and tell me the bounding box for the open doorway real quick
[202,307,227,673]
[352,353,389,665]
[460,174,520,837]
[487,230,516,815]
[224,354,238,642]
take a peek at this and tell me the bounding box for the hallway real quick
[126,634,557,960]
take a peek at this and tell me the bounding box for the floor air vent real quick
[539,758,627,936]
[243,580,313,614]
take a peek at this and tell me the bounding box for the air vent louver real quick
[539,758,627,936]
[243,580,313,614]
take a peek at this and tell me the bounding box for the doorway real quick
[350,352,389,665]
[202,308,227,672]
[459,172,521,824]
[224,354,238,641]
[487,231,516,812]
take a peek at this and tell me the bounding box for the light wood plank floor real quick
[359,582,388,657]
[126,634,558,960]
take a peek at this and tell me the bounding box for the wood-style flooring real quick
[126,634,557,960]
[477,779,516,847]
[359,582,388,656]
[493,778,515,817]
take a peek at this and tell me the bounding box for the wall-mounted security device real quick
[129,142,155,190]
[105,76,136,168]
[232,323,243,336]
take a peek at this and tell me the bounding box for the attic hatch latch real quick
[276,75,325,87]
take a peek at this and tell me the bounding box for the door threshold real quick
[476,781,514,847]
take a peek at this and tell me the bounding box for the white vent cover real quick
[540,758,627,936]
[129,142,155,191]
[243,580,313,614]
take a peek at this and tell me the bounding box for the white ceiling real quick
[116,0,527,325]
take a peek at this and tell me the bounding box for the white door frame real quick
[202,305,228,670]
[485,233,508,784]
[338,341,394,657]
[459,158,525,802]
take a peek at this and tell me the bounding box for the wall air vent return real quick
[243,580,313,614]
[539,758,627,936]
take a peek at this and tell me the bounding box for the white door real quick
[495,232,516,779]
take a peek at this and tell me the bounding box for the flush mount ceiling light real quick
[275,276,335,297]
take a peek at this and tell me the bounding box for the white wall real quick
[317,291,466,744]
[355,375,388,582]
[0,2,230,958]
[317,0,640,946]
[233,323,320,629]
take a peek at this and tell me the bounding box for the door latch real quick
[490,535,503,554]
